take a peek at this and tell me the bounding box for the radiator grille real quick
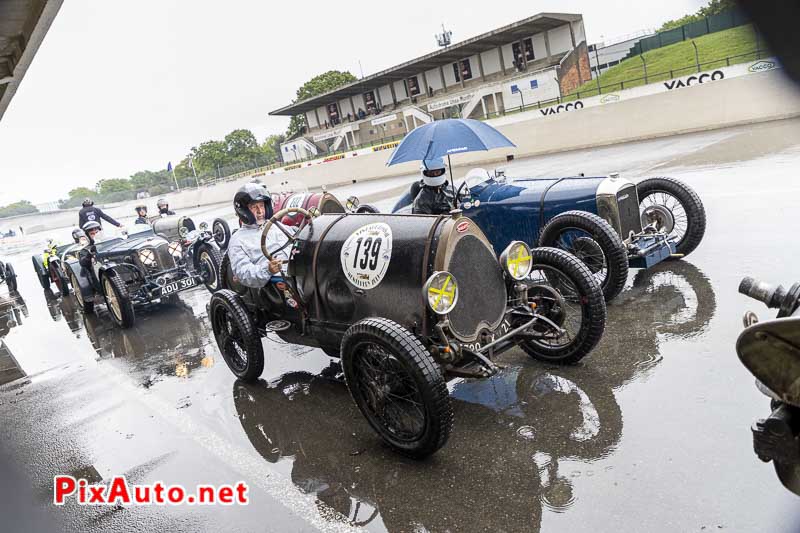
[445,235,506,341]
[616,184,642,237]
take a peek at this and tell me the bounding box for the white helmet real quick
[420,158,447,187]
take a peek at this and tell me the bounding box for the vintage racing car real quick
[209,206,606,457]
[31,237,87,294]
[66,225,208,328]
[393,170,706,301]
[149,215,230,292]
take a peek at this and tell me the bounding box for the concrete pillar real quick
[389,82,398,105]
[477,52,485,81]
[375,89,383,110]
[497,46,506,75]
[491,92,499,115]
[544,30,552,60]
[569,22,577,48]
[480,97,487,119]
[421,70,429,97]
[519,40,528,69]
[349,95,357,118]
[439,65,448,93]
[313,107,321,130]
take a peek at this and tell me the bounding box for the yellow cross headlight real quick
[424,271,459,315]
[501,241,533,281]
[138,248,156,267]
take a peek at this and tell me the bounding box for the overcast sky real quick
[0,0,706,205]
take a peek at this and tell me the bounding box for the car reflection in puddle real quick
[51,291,216,387]
[0,290,28,385]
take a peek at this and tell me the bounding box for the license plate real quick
[161,277,197,295]
[458,318,513,352]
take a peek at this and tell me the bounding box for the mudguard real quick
[31,254,47,278]
[65,259,96,303]
[190,233,215,268]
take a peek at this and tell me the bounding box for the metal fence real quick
[626,8,751,59]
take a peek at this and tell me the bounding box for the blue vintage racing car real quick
[393,170,705,301]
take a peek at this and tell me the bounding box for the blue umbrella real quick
[386,118,516,167]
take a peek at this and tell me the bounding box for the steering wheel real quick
[260,207,313,260]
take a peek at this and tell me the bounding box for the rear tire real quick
[196,243,222,293]
[519,247,606,365]
[210,289,264,382]
[212,218,232,250]
[637,177,706,258]
[69,269,94,314]
[5,264,17,292]
[101,273,135,328]
[49,261,70,296]
[539,210,629,302]
[341,317,453,459]
[33,256,50,289]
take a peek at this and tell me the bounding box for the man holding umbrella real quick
[412,158,455,215]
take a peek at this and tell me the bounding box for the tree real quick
[0,200,39,218]
[262,133,286,164]
[190,140,229,174]
[660,0,738,31]
[67,186,96,200]
[97,178,132,195]
[286,70,357,138]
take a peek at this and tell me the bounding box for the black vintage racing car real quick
[209,205,606,457]
[66,225,209,328]
[149,215,230,293]
[32,238,86,295]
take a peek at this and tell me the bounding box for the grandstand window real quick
[364,91,377,112]
[524,38,535,61]
[460,59,473,81]
[408,76,420,96]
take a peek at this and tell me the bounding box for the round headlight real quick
[138,249,156,267]
[199,222,208,231]
[168,242,182,255]
[424,271,459,315]
[501,241,533,280]
[345,195,360,212]
[179,226,189,238]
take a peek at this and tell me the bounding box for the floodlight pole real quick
[691,40,700,72]
[639,55,648,84]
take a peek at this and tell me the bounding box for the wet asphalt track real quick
[2,119,800,532]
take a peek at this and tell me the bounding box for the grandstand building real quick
[271,13,591,162]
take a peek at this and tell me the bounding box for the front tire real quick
[101,273,135,328]
[637,177,706,258]
[519,247,606,365]
[538,210,629,302]
[196,243,222,293]
[69,269,94,314]
[210,289,264,381]
[341,317,453,459]
[33,257,50,289]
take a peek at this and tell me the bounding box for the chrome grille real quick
[616,184,642,237]
[445,235,506,341]
[155,243,176,270]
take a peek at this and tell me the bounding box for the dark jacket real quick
[134,216,149,225]
[412,182,455,215]
[159,209,176,216]
[78,246,95,270]
[78,206,120,229]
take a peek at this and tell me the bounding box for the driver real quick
[71,228,83,244]
[134,204,149,225]
[157,198,176,216]
[411,158,455,215]
[228,183,293,288]
[77,221,103,284]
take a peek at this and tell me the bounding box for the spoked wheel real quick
[69,269,94,314]
[210,289,264,381]
[341,317,453,458]
[212,218,232,250]
[196,243,222,293]
[101,273,135,328]
[49,262,70,296]
[538,211,629,302]
[637,177,706,258]
[520,247,606,365]
[5,263,17,292]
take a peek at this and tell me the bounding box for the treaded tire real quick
[102,273,135,328]
[520,247,606,365]
[5,264,17,292]
[539,210,629,302]
[341,317,453,459]
[196,243,223,293]
[69,269,94,314]
[637,177,706,258]
[210,289,264,382]
[49,262,70,296]
[213,218,232,250]
[355,204,380,214]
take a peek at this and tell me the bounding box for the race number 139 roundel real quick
[340,223,393,290]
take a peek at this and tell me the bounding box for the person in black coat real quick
[411,158,455,216]
[77,198,121,229]
[156,198,176,216]
[134,204,149,225]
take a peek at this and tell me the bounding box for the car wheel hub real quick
[641,204,675,233]
[528,284,566,331]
